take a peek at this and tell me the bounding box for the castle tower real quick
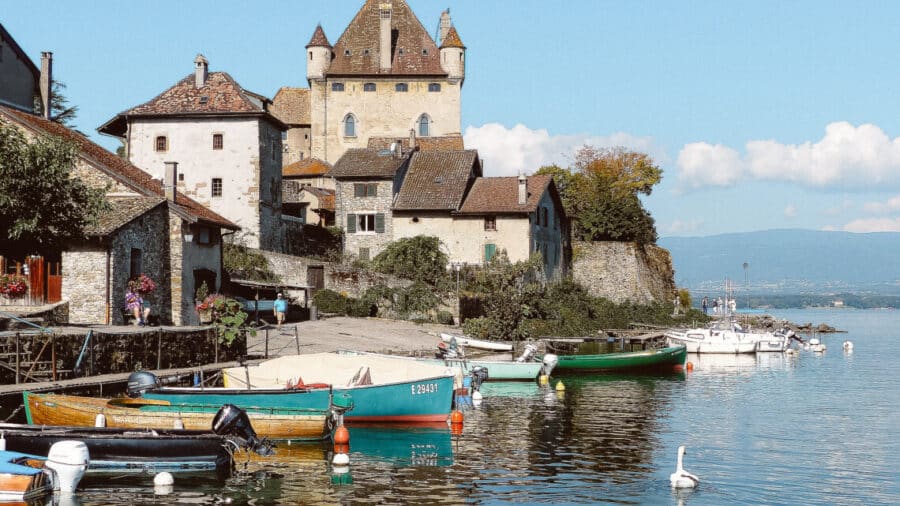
[440,26,466,84]
[306,25,332,82]
[379,2,393,71]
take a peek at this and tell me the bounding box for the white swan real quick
[670,445,699,489]
[843,340,854,351]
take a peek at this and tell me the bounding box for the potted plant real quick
[0,274,28,302]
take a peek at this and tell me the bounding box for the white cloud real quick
[784,204,797,218]
[841,217,900,233]
[676,122,900,191]
[862,195,900,214]
[661,219,704,235]
[822,199,854,216]
[463,123,663,177]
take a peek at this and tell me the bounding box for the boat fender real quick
[46,440,89,493]
[126,371,160,398]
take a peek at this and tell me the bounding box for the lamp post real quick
[742,262,749,310]
[453,263,461,324]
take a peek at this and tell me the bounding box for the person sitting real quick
[125,280,151,326]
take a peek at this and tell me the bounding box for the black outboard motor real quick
[470,366,489,393]
[212,404,274,456]
[126,371,160,398]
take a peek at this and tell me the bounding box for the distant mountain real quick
[658,229,900,295]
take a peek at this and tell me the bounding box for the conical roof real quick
[440,26,465,49]
[306,25,332,48]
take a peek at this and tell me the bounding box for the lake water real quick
[56,309,900,504]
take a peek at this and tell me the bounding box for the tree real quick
[33,81,79,128]
[0,123,109,253]
[463,251,544,341]
[372,236,448,286]
[541,146,661,244]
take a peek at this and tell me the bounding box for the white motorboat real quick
[667,320,795,353]
[440,333,513,352]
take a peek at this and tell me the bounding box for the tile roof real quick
[329,148,412,179]
[87,196,166,236]
[457,174,554,215]
[367,135,464,151]
[98,71,283,137]
[327,0,446,76]
[0,106,238,230]
[304,187,336,210]
[283,157,332,178]
[306,25,332,48]
[439,26,465,49]
[272,87,310,125]
[282,183,335,210]
[393,150,480,211]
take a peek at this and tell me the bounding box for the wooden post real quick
[214,328,219,364]
[15,332,20,384]
[51,333,56,381]
[294,325,300,354]
[265,327,269,359]
[157,329,162,369]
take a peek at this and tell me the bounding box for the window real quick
[398,48,405,55]
[343,114,356,137]
[129,248,142,280]
[178,173,184,181]
[281,131,288,141]
[418,114,430,137]
[484,243,497,262]
[363,82,376,92]
[211,178,222,197]
[344,49,351,56]
[484,216,496,231]
[332,82,345,92]
[155,136,167,152]
[428,83,441,92]
[309,51,312,61]
[199,96,208,105]
[196,227,211,245]
[354,183,377,197]
[364,49,370,56]
[422,48,428,55]
[212,133,223,150]
[541,207,549,227]
[346,213,385,233]
[395,83,408,92]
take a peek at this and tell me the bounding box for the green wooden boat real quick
[551,345,687,373]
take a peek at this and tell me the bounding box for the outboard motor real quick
[436,339,464,359]
[46,440,89,493]
[126,371,160,398]
[212,404,274,457]
[516,344,538,363]
[469,366,489,392]
[541,354,559,377]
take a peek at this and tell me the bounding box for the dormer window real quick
[344,49,351,56]
[364,49,370,56]
[422,49,428,55]
[199,96,209,104]
[395,83,408,92]
[332,82,345,92]
[398,48,405,55]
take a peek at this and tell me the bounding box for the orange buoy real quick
[686,361,694,372]
[450,410,464,425]
[333,443,350,454]
[334,425,350,445]
[673,364,684,373]
[450,423,463,436]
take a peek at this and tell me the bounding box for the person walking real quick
[273,293,288,328]
[701,296,709,315]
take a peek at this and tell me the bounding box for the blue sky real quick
[5,0,900,237]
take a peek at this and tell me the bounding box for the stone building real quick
[274,0,466,165]
[98,55,286,251]
[0,105,238,326]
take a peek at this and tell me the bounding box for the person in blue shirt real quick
[273,293,288,328]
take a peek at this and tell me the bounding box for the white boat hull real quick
[440,333,513,352]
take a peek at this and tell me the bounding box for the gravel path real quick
[245,316,460,358]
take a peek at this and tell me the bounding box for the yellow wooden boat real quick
[24,392,333,441]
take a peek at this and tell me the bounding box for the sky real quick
[5,0,900,237]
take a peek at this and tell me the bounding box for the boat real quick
[551,345,687,373]
[666,319,794,353]
[339,348,557,382]
[24,391,334,441]
[439,333,513,352]
[0,441,89,501]
[202,353,458,423]
[2,404,272,476]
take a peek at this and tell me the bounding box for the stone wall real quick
[337,178,395,259]
[572,241,675,304]
[62,248,110,324]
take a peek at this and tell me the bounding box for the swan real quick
[670,445,699,489]
[843,340,854,351]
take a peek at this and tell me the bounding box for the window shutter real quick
[347,213,357,233]
[485,243,496,262]
[368,184,377,197]
[354,184,364,197]
[375,213,385,233]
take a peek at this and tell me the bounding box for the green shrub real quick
[347,298,375,318]
[436,310,455,325]
[313,289,348,314]
[396,282,440,315]
[372,236,448,286]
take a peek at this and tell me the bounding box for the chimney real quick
[392,140,402,158]
[518,172,527,205]
[194,54,209,88]
[408,129,416,150]
[40,52,53,120]
[164,162,178,203]
[439,9,452,46]
[379,3,392,71]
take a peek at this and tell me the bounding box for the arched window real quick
[343,114,356,137]
[418,114,430,137]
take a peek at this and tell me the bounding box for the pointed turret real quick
[306,25,332,81]
[440,26,465,83]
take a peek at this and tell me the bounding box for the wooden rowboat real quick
[551,345,687,373]
[24,392,333,441]
[0,450,53,503]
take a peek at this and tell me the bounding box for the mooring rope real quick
[2,404,24,422]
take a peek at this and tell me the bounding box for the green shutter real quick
[375,213,385,233]
[354,184,364,197]
[347,213,357,233]
[368,184,377,197]
[485,243,496,262]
